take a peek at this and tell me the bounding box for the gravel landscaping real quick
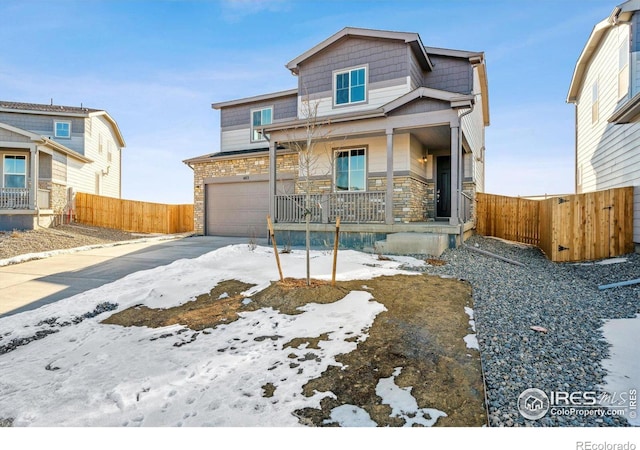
[0,224,140,260]
[407,235,640,427]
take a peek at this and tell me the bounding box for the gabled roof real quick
[0,122,93,163]
[286,27,433,74]
[0,101,101,115]
[0,100,126,147]
[382,87,475,113]
[567,1,639,103]
[211,89,297,110]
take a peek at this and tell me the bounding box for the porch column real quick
[30,144,38,210]
[268,140,277,220]
[385,129,394,225]
[449,126,460,226]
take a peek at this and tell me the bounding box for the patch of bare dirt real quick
[102,274,486,427]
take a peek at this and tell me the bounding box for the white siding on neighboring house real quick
[67,115,121,198]
[576,21,640,241]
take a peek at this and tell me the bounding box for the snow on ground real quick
[463,306,479,351]
[0,245,432,427]
[599,314,640,426]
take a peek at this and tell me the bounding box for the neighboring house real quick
[0,101,125,230]
[184,27,489,250]
[567,0,640,245]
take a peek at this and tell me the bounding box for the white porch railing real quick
[0,188,30,209]
[275,191,386,224]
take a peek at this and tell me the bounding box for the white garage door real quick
[205,180,271,237]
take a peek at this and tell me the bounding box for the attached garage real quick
[206,179,267,237]
[205,176,293,237]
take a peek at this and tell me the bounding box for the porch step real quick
[374,232,448,257]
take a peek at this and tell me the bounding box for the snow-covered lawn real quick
[0,245,451,427]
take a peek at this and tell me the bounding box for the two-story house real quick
[184,27,489,252]
[568,0,640,246]
[0,101,125,231]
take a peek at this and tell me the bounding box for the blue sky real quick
[0,0,615,203]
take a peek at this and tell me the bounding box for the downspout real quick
[457,103,474,245]
[32,143,44,229]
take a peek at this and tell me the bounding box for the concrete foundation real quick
[374,232,449,257]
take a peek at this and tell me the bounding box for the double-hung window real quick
[619,40,629,99]
[54,121,71,138]
[251,107,272,142]
[335,67,366,106]
[335,148,366,191]
[592,80,599,124]
[3,155,27,188]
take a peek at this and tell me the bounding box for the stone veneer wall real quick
[392,176,431,223]
[38,181,68,213]
[191,153,298,234]
[462,180,477,223]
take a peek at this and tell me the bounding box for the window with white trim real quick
[335,148,366,191]
[54,121,71,138]
[3,155,27,188]
[619,40,629,99]
[335,67,366,106]
[592,80,599,124]
[251,107,272,142]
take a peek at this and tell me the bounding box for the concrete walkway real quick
[0,235,265,318]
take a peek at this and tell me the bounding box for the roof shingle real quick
[0,100,102,115]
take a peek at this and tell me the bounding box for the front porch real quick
[0,187,56,231]
[271,220,476,255]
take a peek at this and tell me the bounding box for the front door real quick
[436,156,451,218]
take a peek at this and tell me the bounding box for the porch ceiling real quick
[406,125,451,150]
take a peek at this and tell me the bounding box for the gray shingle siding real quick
[0,112,85,136]
[298,37,409,95]
[409,47,424,89]
[423,55,473,94]
[220,94,297,129]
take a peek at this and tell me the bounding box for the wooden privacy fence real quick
[75,193,194,234]
[476,187,634,262]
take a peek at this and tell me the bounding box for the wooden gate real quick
[477,187,634,262]
[538,187,634,262]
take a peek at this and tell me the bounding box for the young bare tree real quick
[283,96,333,286]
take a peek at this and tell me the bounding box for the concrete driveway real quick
[0,235,266,318]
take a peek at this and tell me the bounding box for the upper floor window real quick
[3,155,26,188]
[619,40,629,99]
[592,80,599,124]
[251,107,272,142]
[335,148,366,191]
[335,67,366,106]
[54,121,71,138]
